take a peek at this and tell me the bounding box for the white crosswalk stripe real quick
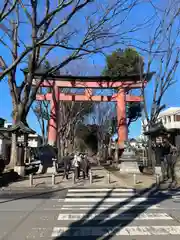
[51,188,180,238]
[68,188,135,192]
[60,203,161,210]
[57,212,172,221]
[67,192,135,197]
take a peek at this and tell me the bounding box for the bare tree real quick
[91,102,116,160]
[58,100,93,156]
[32,93,49,145]
[56,63,95,158]
[0,0,148,80]
[141,0,180,168]
[0,1,17,23]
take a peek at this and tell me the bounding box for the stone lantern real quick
[0,122,35,176]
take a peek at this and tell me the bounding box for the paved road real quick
[0,186,180,240]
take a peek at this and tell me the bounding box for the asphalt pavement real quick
[0,184,180,239]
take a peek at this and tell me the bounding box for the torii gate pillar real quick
[48,86,58,146]
[117,89,127,147]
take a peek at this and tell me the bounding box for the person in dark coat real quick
[161,138,178,182]
[80,154,90,179]
[154,143,164,166]
[162,139,171,180]
[166,143,177,182]
[152,141,165,180]
[62,154,73,180]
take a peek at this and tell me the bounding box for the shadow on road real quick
[0,187,68,203]
[0,171,24,188]
[53,184,180,240]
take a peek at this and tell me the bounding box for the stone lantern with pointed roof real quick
[0,121,35,176]
[144,121,175,173]
[144,121,176,145]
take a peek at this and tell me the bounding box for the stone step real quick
[119,162,140,174]
[120,158,137,161]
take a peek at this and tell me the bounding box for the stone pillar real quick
[48,85,58,146]
[117,88,127,148]
[14,143,25,176]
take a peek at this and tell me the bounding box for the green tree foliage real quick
[103,48,144,78]
[103,117,117,136]
[0,118,5,127]
[126,102,142,126]
[75,123,110,154]
[103,48,144,127]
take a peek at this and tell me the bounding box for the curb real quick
[103,167,133,188]
[0,181,120,191]
[0,185,68,196]
[103,166,160,191]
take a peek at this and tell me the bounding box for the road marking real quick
[52,199,64,202]
[57,213,172,221]
[64,197,148,202]
[60,203,161,210]
[68,188,135,192]
[67,192,135,197]
[161,190,180,195]
[51,226,180,237]
[172,196,180,200]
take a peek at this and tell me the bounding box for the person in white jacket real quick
[72,152,81,179]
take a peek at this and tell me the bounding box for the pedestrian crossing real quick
[51,187,180,238]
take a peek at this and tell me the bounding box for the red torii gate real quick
[34,73,152,148]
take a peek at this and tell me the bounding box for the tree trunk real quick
[41,119,46,145]
[57,135,61,162]
[57,134,63,161]
[97,140,103,161]
[60,137,65,157]
[8,133,17,169]
[147,137,152,167]
[103,145,108,160]
[8,104,27,171]
[64,138,68,156]
[114,142,119,164]
[108,138,112,157]
[67,139,73,153]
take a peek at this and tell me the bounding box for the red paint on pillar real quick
[48,85,59,145]
[117,89,127,148]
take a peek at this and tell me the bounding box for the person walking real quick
[80,154,90,180]
[158,142,167,181]
[72,152,81,180]
[162,138,171,180]
[84,154,90,179]
[63,153,73,180]
[153,142,163,166]
[167,142,177,183]
[152,141,165,181]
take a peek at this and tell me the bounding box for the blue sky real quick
[0,0,179,138]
